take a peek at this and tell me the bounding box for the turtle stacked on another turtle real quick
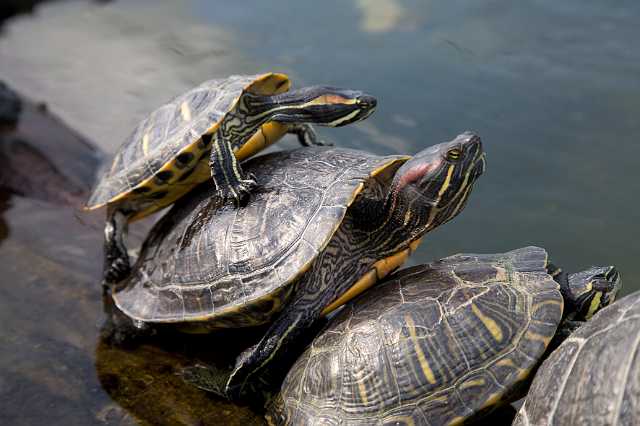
[514,288,639,426]
[267,246,620,425]
[85,73,378,285]
[110,131,486,400]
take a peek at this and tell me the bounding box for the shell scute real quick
[86,74,277,208]
[114,147,405,324]
[270,247,565,424]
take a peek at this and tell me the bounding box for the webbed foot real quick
[102,255,131,287]
[287,123,332,147]
[214,172,258,205]
[210,135,259,206]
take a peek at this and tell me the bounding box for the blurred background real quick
[1,1,639,424]
[2,0,638,286]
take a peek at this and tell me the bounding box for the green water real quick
[1,1,639,424]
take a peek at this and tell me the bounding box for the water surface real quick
[1,1,639,424]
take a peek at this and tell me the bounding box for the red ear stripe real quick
[395,162,434,191]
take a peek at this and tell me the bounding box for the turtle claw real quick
[216,174,258,206]
[103,249,131,287]
[311,139,333,147]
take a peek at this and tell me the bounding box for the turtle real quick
[265,246,621,426]
[111,131,486,399]
[84,72,378,284]
[514,289,640,426]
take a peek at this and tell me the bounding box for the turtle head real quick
[389,131,485,232]
[565,266,621,321]
[245,86,377,127]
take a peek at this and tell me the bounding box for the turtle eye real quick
[446,149,462,161]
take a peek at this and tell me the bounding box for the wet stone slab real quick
[0,193,267,425]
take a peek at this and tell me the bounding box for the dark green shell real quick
[113,147,406,327]
[267,247,564,425]
[514,291,640,426]
[87,74,263,207]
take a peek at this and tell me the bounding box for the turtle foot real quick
[181,364,231,398]
[103,256,131,287]
[216,173,258,206]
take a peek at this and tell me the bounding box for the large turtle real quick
[266,247,621,425]
[514,289,640,426]
[112,131,486,399]
[85,72,377,284]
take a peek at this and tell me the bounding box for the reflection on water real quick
[0,193,264,424]
[355,0,411,33]
[1,0,639,424]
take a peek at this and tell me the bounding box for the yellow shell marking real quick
[142,133,150,156]
[530,299,563,315]
[516,367,531,381]
[480,391,503,409]
[459,377,486,390]
[525,330,552,347]
[447,417,466,426]
[89,73,292,213]
[321,239,421,316]
[370,157,410,179]
[405,314,437,384]
[495,358,516,368]
[471,303,503,342]
[180,101,192,121]
[357,379,369,406]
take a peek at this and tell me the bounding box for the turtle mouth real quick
[356,95,377,111]
[472,153,487,178]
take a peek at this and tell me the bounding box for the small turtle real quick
[266,247,620,425]
[112,132,486,399]
[514,287,640,426]
[85,73,377,284]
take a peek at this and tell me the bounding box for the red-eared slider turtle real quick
[266,247,620,425]
[112,131,486,399]
[514,288,640,426]
[85,73,377,284]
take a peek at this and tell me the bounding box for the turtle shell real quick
[267,246,564,425]
[113,147,408,328]
[514,291,640,426]
[86,73,291,219]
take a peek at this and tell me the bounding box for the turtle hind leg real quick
[181,364,230,396]
[103,206,131,286]
[209,134,257,205]
[286,123,331,147]
[223,305,328,400]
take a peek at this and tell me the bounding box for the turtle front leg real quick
[286,123,331,146]
[209,134,257,204]
[103,206,131,286]
[222,293,330,400]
